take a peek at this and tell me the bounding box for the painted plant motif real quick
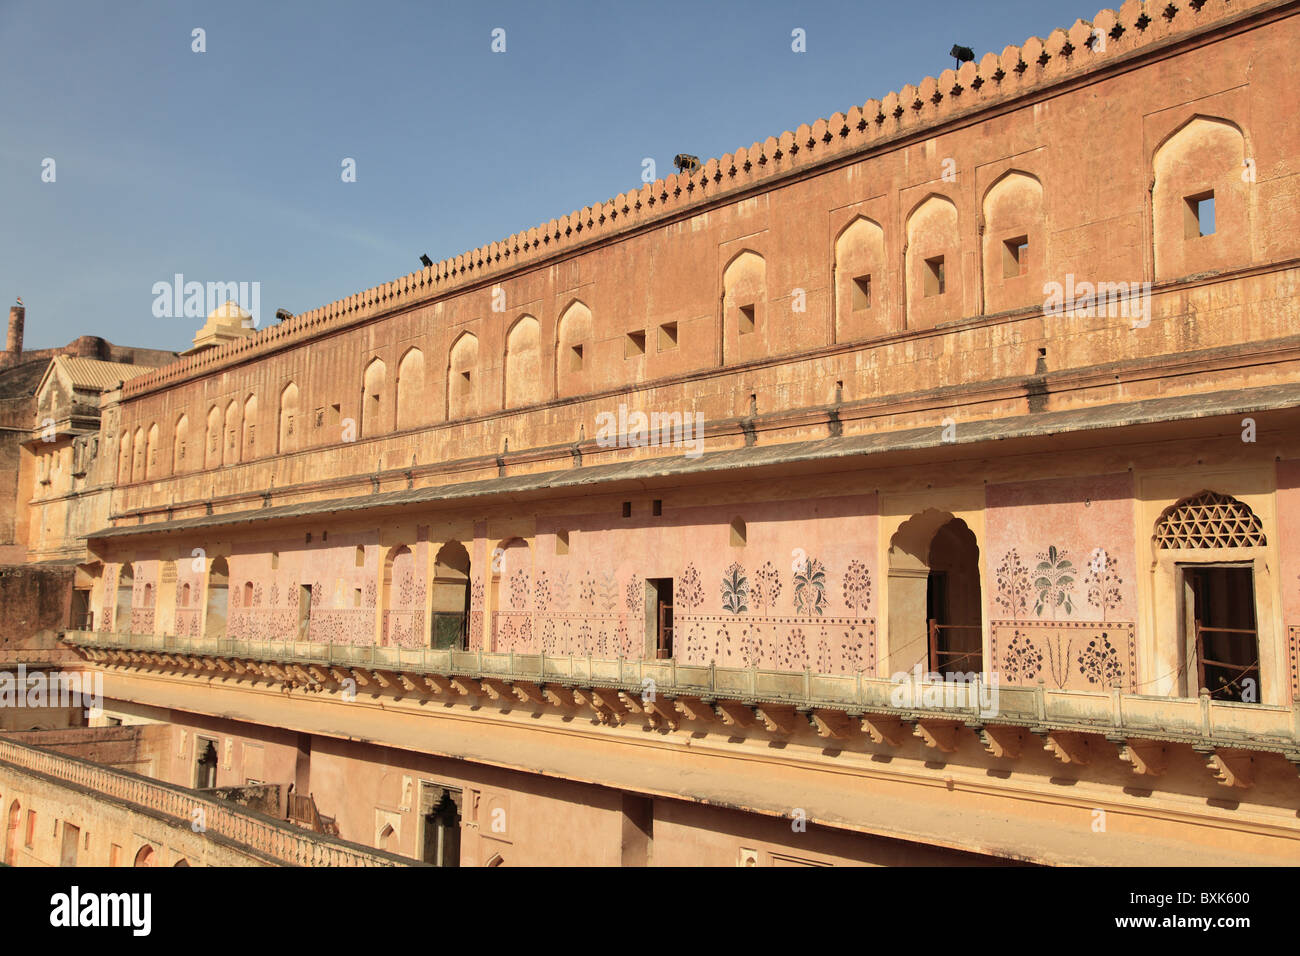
[720,562,749,615]
[792,557,829,617]
[995,549,1031,621]
[509,569,529,609]
[752,561,782,614]
[679,563,705,658]
[598,571,619,613]
[778,627,807,671]
[1045,634,1074,689]
[816,632,832,673]
[678,564,703,614]
[1033,546,1076,618]
[1077,632,1124,687]
[534,571,552,612]
[1084,549,1123,622]
[842,559,872,618]
[1001,629,1044,683]
[737,626,762,668]
[578,571,597,606]
[624,577,641,615]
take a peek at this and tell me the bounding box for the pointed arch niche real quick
[905,195,961,331]
[504,315,542,408]
[834,216,889,342]
[981,170,1044,315]
[1152,115,1252,281]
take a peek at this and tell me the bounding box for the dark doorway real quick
[1185,565,1260,702]
[647,578,674,659]
[194,738,218,789]
[69,589,92,631]
[925,519,983,676]
[431,542,471,650]
[59,823,80,867]
[421,789,462,867]
[297,584,312,641]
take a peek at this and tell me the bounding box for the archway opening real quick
[888,511,983,676]
[431,542,471,650]
[205,557,230,638]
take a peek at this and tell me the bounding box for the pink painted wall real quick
[984,473,1139,691]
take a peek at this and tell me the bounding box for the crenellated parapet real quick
[119,0,1278,401]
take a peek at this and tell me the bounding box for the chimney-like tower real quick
[6,303,24,359]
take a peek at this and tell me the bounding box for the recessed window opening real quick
[1184,191,1215,238]
[1002,236,1029,278]
[851,275,871,310]
[924,256,946,296]
[739,305,756,334]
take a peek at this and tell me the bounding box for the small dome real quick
[207,300,252,326]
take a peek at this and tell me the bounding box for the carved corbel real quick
[590,688,628,723]
[642,696,680,730]
[307,665,330,684]
[1117,739,1168,777]
[479,677,512,702]
[914,718,962,753]
[714,699,757,729]
[673,696,717,724]
[755,704,799,735]
[542,684,579,709]
[810,709,855,740]
[423,674,455,695]
[348,667,373,687]
[978,725,1028,759]
[396,673,420,693]
[860,714,907,747]
[617,690,648,715]
[1043,730,1092,765]
[512,681,547,706]
[1202,748,1253,789]
[449,676,482,697]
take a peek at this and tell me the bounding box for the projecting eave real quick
[86,382,1300,542]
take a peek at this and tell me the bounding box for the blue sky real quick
[1,0,1099,352]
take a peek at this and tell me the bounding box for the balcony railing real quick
[62,629,1300,754]
[0,733,416,867]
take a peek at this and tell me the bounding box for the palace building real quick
[2,0,1298,866]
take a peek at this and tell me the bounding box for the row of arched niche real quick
[115,115,1249,484]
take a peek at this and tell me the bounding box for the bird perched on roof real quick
[674,154,701,173]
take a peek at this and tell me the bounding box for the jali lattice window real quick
[1154,491,1265,549]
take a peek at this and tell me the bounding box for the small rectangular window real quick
[625,330,646,358]
[658,322,678,350]
[353,588,362,608]
[1184,191,1215,238]
[739,305,756,335]
[924,256,946,297]
[569,344,584,371]
[851,275,871,311]
[271,551,279,570]
[1002,236,1028,278]
[652,499,663,516]
[555,530,570,555]
[355,545,365,567]
[622,501,632,518]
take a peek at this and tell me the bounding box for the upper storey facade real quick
[102,0,1300,526]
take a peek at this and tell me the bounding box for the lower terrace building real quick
[5,0,1300,866]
